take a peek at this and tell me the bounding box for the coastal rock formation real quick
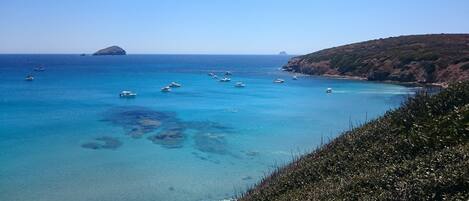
[93,46,126,56]
[283,34,469,84]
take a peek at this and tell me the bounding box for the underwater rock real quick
[81,136,122,150]
[245,151,259,157]
[101,106,237,152]
[96,136,122,149]
[184,121,232,133]
[127,128,146,139]
[102,106,177,137]
[168,187,175,191]
[193,132,228,155]
[81,142,101,150]
[147,129,185,148]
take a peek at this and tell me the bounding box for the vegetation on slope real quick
[241,81,469,200]
[283,34,469,84]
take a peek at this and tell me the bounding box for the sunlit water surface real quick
[0,55,414,201]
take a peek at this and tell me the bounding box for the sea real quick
[0,54,414,201]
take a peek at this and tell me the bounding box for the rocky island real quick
[283,34,469,85]
[92,45,126,56]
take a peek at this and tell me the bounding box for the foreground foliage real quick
[241,82,469,200]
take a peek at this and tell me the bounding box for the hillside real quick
[283,34,469,85]
[241,81,469,200]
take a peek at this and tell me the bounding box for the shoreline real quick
[286,70,447,88]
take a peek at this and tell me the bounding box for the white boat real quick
[169,82,182,88]
[326,88,333,93]
[292,76,298,80]
[225,71,232,76]
[25,75,34,81]
[219,77,231,82]
[119,90,137,97]
[161,86,171,92]
[235,82,245,88]
[213,75,218,79]
[208,72,215,77]
[273,78,285,83]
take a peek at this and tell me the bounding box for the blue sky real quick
[0,0,468,54]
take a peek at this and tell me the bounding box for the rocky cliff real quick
[283,34,469,84]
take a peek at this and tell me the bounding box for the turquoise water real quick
[0,55,413,201]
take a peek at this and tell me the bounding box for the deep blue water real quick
[0,55,413,201]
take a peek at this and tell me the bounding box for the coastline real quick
[285,69,447,88]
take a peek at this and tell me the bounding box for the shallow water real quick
[0,55,413,201]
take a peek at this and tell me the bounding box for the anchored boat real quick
[273,78,285,83]
[119,90,137,98]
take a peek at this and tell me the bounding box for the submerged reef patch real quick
[193,132,228,155]
[147,128,186,148]
[99,106,235,155]
[81,136,122,150]
[101,106,177,138]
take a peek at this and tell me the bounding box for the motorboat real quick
[25,74,34,81]
[119,90,137,97]
[219,77,231,82]
[169,82,182,88]
[235,82,245,88]
[326,88,333,93]
[208,72,215,77]
[224,71,232,76]
[161,86,171,92]
[213,75,219,79]
[292,76,298,80]
[273,78,285,83]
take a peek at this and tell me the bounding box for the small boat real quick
[219,77,231,82]
[235,82,246,88]
[80,53,86,56]
[33,67,45,72]
[326,88,333,93]
[213,75,219,79]
[225,71,232,76]
[119,90,137,98]
[169,82,182,88]
[292,76,298,80]
[208,72,215,77]
[273,78,285,83]
[25,74,34,81]
[161,86,171,92]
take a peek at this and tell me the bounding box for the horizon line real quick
[0,53,299,56]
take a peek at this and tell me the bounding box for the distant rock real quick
[279,51,288,55]
[93,46,126,56]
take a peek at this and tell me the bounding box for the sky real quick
[0,0,468,54]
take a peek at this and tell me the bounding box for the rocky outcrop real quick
[93,46,126,56]
[283,34,469,84]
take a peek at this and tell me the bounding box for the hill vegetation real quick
[241,81,469,200]
[283,34,469,84]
